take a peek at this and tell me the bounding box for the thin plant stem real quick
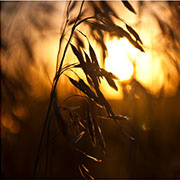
[45,2,72,175]
[56,1,72,72]
[32,92,54,177]
[57,0,85,75]
[44,109,52,177]
[33,0,85,177]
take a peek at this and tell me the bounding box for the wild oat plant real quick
[33,1,144,178]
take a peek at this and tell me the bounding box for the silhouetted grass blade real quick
[89,43,99,68]
[71,43,85,66]
[78,164,94,180]
[95,37,108,63]
[122,0,136,14]
[54,93,68,137]
[83,50,101,86]
[126,24,143,44]
[91,1,103,16]
[75,148,102,163]
[74,31,85,48]
[100,69,118,91]
[115,25,129,37]
[121,127,135,141]
[114,26,144,52]
[97,125,106,154]
[78,164,87,180]
[69,0,78,12]
[79,79,100,103]
[71,44,97,86]
[114,120,135,141]
[61,106,80,112]
[81,164,89,173]
[93,119,106,154]
[128,37,144,52]
[108,115,129,121]
[68,77,80,89]
[89,22,113,32]
[83,152,102,163]
[105,75,118,91]
[95,89,114,116]
[71,131,85,144]
[68,77,100,105]
[84,50,91,64]
[86,108,96,146]
[100,69,118,80]
[100,1,119,19]
[97,115,129,121]
[73,63,81,68]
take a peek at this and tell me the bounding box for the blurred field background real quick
[1,1,180,179]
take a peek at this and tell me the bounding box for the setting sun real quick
[105,38,137,81]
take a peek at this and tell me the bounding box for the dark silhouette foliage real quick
[32,1,143,178]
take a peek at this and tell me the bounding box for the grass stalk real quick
[32,1,85,177]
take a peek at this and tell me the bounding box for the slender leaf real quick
[84,50,92,64]
[127,36,145,52]
[115,25,144,52]
[115,25,129,37]
[74,31,85,48]
[86,108,96,146]
[81,164,89,173]
[69,0,78,12]
[93,119,106,154]
[68,77,80,89]
[91,1,103,16]
[95,88,114,116]
[89,43,99,68]
[79,79,99,103]
[100,1,119,19]
[68,77,100,104]
[53,93,68,137]
[100,69,118,91]
[126,24,143,44]
[108,115,129,121]
[89,22,113,32]
[75,148,102,162]
[122,0,136,14]
[71,131,85,144]
[61,106,80,112]
[73,63,81,68]
[114,120,135,141]
[71,44,85,65]
[78,164,94,180]
[98,115,129,121]
[105,76,118,91]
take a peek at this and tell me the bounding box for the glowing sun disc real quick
[105,38,134,81]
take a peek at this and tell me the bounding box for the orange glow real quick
[32,16,178,99]
[105,38,135,82]
[100,79,123,100]
[104,36,168,97]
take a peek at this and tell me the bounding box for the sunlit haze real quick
[105,38,135,81]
